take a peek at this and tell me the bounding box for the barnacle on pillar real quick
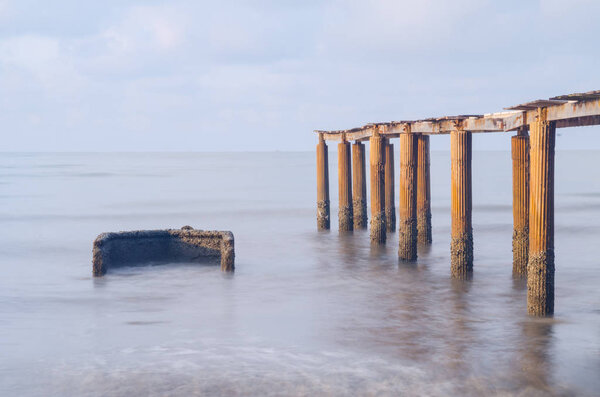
[450,127,473,278]
[398,130,418,261]
[370,129,386,244]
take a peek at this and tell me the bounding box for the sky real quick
[1,0,599,151]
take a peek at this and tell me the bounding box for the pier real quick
[314,90,600,316]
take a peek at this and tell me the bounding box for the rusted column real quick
[385,140,396,232]
[450,127,473,279]
[527,108,555,316]
[416,134,432,245]
[352,141,368,229]
[512,128,530,276]
[370,128,386,244]
[398,128,418,260]
[316,133,330,230]
[338,136,353,231]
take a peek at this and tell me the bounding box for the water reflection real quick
[337,230,359,268]
[512,274,527,292]
[417,243,432,256]
[445,278,474,376]
[518,320,555,392]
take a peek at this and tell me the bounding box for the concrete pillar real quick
[352,141,368,229]
[220,232,235,272]
[512,128,530,276]
[370,129,386,244]
[338,136,353,231]
[398,130,418,260]
[385,141,396,232]
[316,133,330,230]
[527,108,555,316]
[450,128,473,279]
[416,134,432,245]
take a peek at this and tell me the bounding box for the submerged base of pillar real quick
[527,250,555,316]
[398,218,417,261]
[93,226,235,276]
[338,205,353,232]
[385,209,396,233]
[353,199,367,229]
[370,212,386,244]
[317,200,330,230]
[512,227,528,276]
[450,232,473,279]
[417,212,432,245]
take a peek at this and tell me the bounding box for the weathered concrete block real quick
[92,226,234,276]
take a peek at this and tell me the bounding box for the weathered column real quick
[338,136,353,231]
[450,127,473,279]
[512,128,530,276]
[316,133,330,230]
[527,108,555,316]
[352,141,368,229]
[398,128,418,260]
[416,134,432,245]
[370,128,386,243]
[385,141,396,232]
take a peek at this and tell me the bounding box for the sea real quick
[0,150,598,396]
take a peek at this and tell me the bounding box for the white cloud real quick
[317,0,487,58]
[0,35,60,67]
[102,5,187,53]
[0,35,83,94]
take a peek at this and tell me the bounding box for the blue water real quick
[0,151,598,396]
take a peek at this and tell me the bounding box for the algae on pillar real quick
[316,133,330,230]
[416,134,432,245]
[512,128,530,276]
[338,135,353,231]
[352,141,368,229]
[369,127,386,244]
[527,108,555,316]
[450,126,473,279]
[385,140,396,232]
[398,128,418,260]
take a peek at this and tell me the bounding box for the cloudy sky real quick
[1,0,599,151]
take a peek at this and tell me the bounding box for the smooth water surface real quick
[0,150,598,396]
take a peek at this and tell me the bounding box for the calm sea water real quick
[0,150,598,396]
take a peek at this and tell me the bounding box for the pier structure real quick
[416,134,432,244]
[398,125,418,261]
[450,125,473,278]
[314,90,600,316]
[352,141,368,229]
[511,127,530,276]
[316,133,330,230]
[385,140,396,233]
[369,127,386,243]
[526,109,555,315]
[338,133,353,231]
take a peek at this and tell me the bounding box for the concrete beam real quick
[314,97,600,141]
